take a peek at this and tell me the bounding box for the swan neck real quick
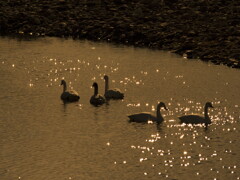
[204,105,210,120]
[94,85,98,96]
[63,82,67,92]
[105,79,109,93]
[156,106,163,121]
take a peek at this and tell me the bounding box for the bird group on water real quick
[60,75,124,105]
[60,75,214,126]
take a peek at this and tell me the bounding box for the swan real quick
[60,80,80,102]
[128,102,168,123]
[90,82,106,106]
[178,102,214,125]
[104,75,124,99]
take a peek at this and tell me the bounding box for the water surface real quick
[0,36,239,180]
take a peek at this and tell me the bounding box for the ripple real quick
[1,37,239,180]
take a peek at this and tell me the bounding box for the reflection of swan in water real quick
[104,75,124,99]
[90,82,106,106]
[128,102,168,123]
[178,102,214,126]
[60,80,80,102]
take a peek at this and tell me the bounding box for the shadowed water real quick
[0,36,239,180]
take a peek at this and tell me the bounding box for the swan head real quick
[92,82,99,95]
[104,75,109,81]
[206,102,214,108]
[158,102,168,110]
[92,82,98,88]
[61,79,66,86]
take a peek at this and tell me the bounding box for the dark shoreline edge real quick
[1,0,240,69]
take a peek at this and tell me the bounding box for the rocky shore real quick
[1,0,240,68]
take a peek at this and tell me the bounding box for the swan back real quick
[90,94,106,106]
[105,89,124,99]
[178,102,214,125]
[90,82,106,106]
[179,115,208,124]
[128,113,157,122]
[60,80,80,102]
[128,102,167,123]
[104,75,124,99]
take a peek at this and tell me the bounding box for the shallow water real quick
[0,36,239,180]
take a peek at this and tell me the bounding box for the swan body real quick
[60,80,80,102]
[90,82,106,106]
[178,102,214,125]
[128,102,168,123]
[104,75,124,99]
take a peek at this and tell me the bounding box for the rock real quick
[0,0,239,68]
[30,15,41,25]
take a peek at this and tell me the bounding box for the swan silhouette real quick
[128,102,168,123]
[60,80,80,102]
[104,75,124,99]
[178,102,214,125]
[90,82,106,106]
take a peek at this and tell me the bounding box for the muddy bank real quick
[0,0,240,68]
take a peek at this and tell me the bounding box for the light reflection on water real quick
[0,37,239,180]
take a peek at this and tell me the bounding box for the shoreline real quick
[1,0,239,68]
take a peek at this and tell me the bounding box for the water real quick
[0,36,239,180]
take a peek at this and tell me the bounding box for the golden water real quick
[0,36,239,179]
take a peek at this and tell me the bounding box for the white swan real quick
[178,102,214,125]
[60,80,80,102]
[128,102,168,123]
[104,75,124,99]
[90,82,106,106]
